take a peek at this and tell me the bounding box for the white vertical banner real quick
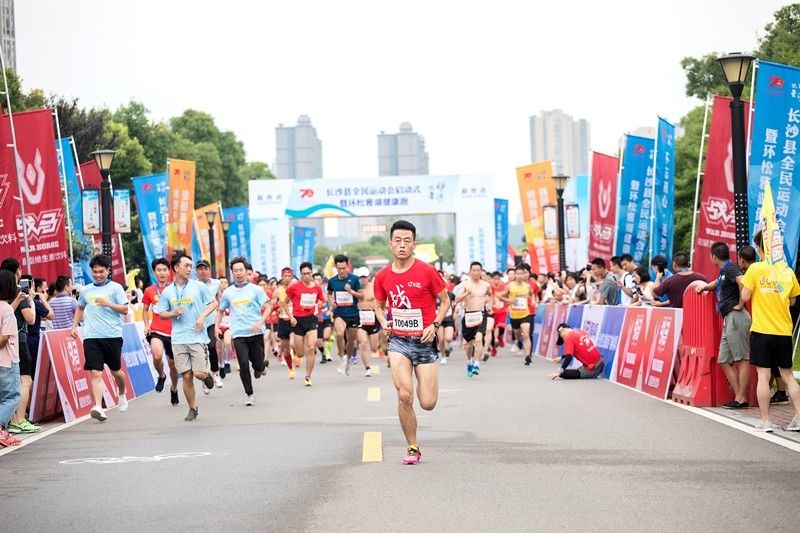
[250,218,290,276]
[453,175,496,272]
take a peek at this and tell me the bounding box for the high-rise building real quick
[0,0,16,71]
[378,122,429,176]
[275,115,322,180]
[529,110,590,176]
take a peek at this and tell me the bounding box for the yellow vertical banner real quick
[516,161,559,274]
[167,159,196,256]
[760,180,794,300]
[193,202,226,275]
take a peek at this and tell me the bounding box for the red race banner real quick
[29,331,64,423]
[613,307,651,389]
[640,308,683,399]
[588,152,619,260]
[693,95,751,280]
[0,109,70,279]
[80,161,127,285]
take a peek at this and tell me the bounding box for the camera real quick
[19,279,30,294]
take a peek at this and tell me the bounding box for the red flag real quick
[0,109,70,280]
[588,152,619,260]
[80,160,126,285]
[693,96,751,280]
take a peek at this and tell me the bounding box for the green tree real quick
[0,68,47,113]
[51,96,109,162]
[758,4,800,66]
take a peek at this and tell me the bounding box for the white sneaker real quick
[202,384,211,395]
[364,368,372,377]
[118,395,128,413]
[245,395,255,406]
[280,357,287,366]
[345,358,352,376]
[337,358,346,375]
[214,375,223,388]
[754,419,775,433]
[786,416,800,432]
[90,406,107,421]
[510,345,519,353]
[440,357,448,365]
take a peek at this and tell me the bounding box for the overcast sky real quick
[16,0,792,219]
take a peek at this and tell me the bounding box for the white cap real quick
[356,267,370,278]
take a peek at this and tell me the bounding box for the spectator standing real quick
[0,270,22,447]
[630,267,656,305]
[651,252,707,308]
[740,231,800,432]
[617,254,638,305]
[696,242,752,409]
[22,276,53,381]
[49,276,78,330]
[590,258,619,305]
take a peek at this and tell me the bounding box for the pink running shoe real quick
[403,446,422,465]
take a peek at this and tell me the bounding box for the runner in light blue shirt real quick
[218,282,269,339]
[155,278,216,345]
[76,279,128,339]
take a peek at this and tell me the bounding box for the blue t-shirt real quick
[154,279,214,344]
[77,281,128,339]
[218,283,268,339]
[200,278,221,328]
[327,274,361,318]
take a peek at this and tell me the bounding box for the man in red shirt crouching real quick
[547,323,605,380]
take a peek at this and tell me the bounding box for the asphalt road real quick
[2,346,799,532]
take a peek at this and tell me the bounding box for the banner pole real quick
[613,137,627,256]
[0,48,32,273]
[648,121,661,263]
[690,95,712,265]
[53,110,75,268]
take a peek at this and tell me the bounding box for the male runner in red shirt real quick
[142,258,180,405]
[374,220,450,465]
[282,262,326,387]
[547,323,605,380]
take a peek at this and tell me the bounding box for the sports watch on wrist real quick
[433,321,441,329]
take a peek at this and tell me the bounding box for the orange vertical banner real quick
[193,202,226,275]
[167,159,195,256]
[516,161,559,274]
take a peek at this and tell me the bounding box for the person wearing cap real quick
[196,259,223,391]
[547,323,605,380]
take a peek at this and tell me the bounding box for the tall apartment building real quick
[0,0,16,71]
[529,110,590,176]
[378,122,429,176]
[275,115,322,180]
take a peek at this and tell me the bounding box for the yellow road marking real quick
[362,431,383,462]
[367,387,381,402]
[371,352,381,359]
[371,365,380,375]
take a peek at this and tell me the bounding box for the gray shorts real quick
[172,343,210,374]
[719,308,751,365]
[387,335,438,366]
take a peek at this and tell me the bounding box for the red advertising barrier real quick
[641,308,682,399]
[613,307,652,389]
[537,303,556,357]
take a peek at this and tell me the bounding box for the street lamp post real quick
[205,210,217,278]
[552,174,569,273]
[221,219,231,280]
[717,52,755,251]
[89,149,116,261]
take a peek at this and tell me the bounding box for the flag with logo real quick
[80,160,126,284]
[615,135,655,263]
[223,205,250,261]
[133,172,169,283]
[651,118,676,260]
[56,137,95,284]
[693,95,751,281]
[291,226,316,273]
[748,60,800,269]
[516,161,559,273]
[0,110,70,280]
[588,152,619,260]
[167,159,195,256]
[193,201,226,275]
[760,180,795,300]
[494,198,509,271]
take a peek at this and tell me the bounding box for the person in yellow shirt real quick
[498,265,535,365]
[740,230,800,432]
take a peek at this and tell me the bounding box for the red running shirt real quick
[528,281,541,314]
[286,282,324,318]
[373,259,446,336]
[562,329,602,368]
[142,284,172,335]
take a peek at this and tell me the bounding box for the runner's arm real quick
[434,289,451,325]
[374,298,389,330]
[70,307,85,336]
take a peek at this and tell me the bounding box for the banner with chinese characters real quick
[563,174,589,270]
[113,189,132,233]
[56,137,94,285]
[0,109,70,280]
[494,198,509,271]
[651,117,676,260]
[223,205,249,262]
[748,60,800,268]
[193,202,226,275]
[693,95,751,281]
[291,226,316,273]
[516,162,559,274]
[589,152,619,260]
[133,173,169,283]
[81,190,100,234]
[615,135,655,263]
[248,175,496,273]
[167,159,195,257]
[80,161,126,284]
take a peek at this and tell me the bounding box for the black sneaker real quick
[254,369,262,379]
[771,391,789,405]
[722,400,741,409]
[203,374,215,390]
[224,362,232,374]
[524,355,532,366]
[184,407,198,422]
[155,375,166,393]
[170,389,179,406]
[320,356,327,364]
[219,365,226,379]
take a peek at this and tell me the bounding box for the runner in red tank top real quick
[373,220,450,465]
[142,257,180,405]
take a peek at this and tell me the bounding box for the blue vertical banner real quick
[616,135,655,263]
[494,198,509,271]
[224,205,250,261]
[652,118,676,260]
[749,61,800,268]
[56,137,94,284]
[596,306,625,379]
[132,173,169,283]
[291,226,316,273]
